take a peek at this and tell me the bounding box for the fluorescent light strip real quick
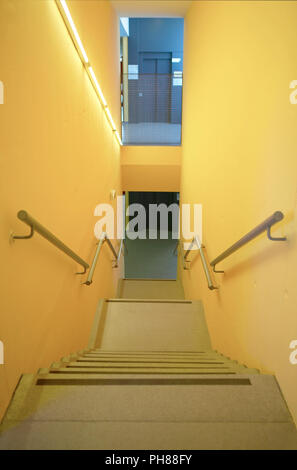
[105,107,117,131]
[115,130,122,146]
[88,66,107,107]
[59,0,89,64]
[57,0,121,145]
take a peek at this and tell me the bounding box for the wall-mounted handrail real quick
[174,240,187,270]
[175,236,218,290]
[12,210,89,274]
[116,238,125,266]
[184,235,218,290]
[210,211,287,273]
[84,233,126,286]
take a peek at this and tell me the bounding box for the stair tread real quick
[71,357,234,367]
[63,361,245,368]
[3,375,292,427]
[1,421,297,450]
[91,350,215,355]
[39,369,258,377]
[108,299,190,303]
[37,373,251,380]
[117,279,185,300]
[51,371,260,377]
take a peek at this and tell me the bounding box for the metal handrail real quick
[210,211,287,273]
[12,210,89,274]
[84,233,126,286]
[174,240,187,270]
[176,236,218,290]
[185,236,218,290]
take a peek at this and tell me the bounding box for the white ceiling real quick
[111,1,192,18]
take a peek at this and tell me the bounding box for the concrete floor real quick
[124,234,178,279]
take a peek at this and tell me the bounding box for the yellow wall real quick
[0,0,121,420]
[181,1,297,423]
[121,146,181,191]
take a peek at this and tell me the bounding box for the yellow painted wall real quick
[181,1,297,423]
[0,0,121,420]
[121,146,181,191]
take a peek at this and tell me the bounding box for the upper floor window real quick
[120,18,184,146]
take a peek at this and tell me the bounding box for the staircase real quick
[1,279,297,449]
[117,278,185,299]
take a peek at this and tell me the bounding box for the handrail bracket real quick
[12,210,89,274]
[12,225,35,240]
[267,226,287,242]
[76,266,88,275]
[213,265,225,274]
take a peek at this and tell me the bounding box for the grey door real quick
[139,52,172,123]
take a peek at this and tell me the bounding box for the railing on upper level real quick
[121,73,183,145]
[11,211,125,282]
[210,211,287,273]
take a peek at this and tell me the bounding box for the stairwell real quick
[0,279,297,449]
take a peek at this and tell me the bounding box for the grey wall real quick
[128,18,184,68]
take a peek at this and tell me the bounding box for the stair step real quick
[60,355,80,363]
[89,351,217,357]
[49,367,256,375]
[0,366,293,450]
[80,355,229,362]
[2,421,297,450]
[49,357,240,368]
[37,373,250,382]
[4,375,291,425]
[48,368,257,376]
[97,300,211,351]
[76,358,233,364]
[109,299,191,303]
[90,350,215,355]
[117,279,185,300]
[37,368,50,374]
[51,362,240,370]
[48,365,259,374]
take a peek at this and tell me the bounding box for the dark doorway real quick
[124,191,179,279]
[128,191,179,235]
